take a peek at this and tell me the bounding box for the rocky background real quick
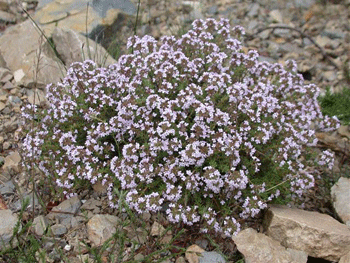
[0,0,350,262]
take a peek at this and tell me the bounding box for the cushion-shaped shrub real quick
[21,18,339,237]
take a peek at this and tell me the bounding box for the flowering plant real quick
[21,18,339,237]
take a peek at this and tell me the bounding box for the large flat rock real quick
[0,19,117,87]
[331,177,350,224]
[233,228,307,263]
[264,205,350,262]
[33,0,136,41]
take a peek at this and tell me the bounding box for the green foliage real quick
[318,86,350,125]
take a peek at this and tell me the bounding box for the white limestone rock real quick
[264,205,350,262]
[331,177,350,224]
[232,228,307,263]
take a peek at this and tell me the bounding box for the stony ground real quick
[0,0,350,262]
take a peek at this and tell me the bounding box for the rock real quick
[269,10,283,23]
[32,215,49,236]
[0,0,9,11]
[0,19,66,87]
[26,88,47,106]
[315,35,332,48]
[80,198,102,214]
[2,81,15,91]
[2,151,21,172]
[129,227,148,245]
[69,237,89,254]
[339,250,350,263]
[338,125,350,139]
[0,209,19,250]
[12,192,40,211]
[33,0,136,49]
[264,205,350,262]
[182,1,204,20]
[322,30,346,40]
[13,69,25,84]
[0,52,6,68]
[207,5,218,15]
[0,10,16,23]
[175,257,186,263]
[51,26,117,68]
[87,214,120,247]
[92,0,136,17]
[70,214,86,228]
[51,223,68,236]
[7,95,21,106]
[323,70,337,82]
[185,244,205,263]
[195,238,209,250]
[247,3,260,17]
[0,180,15,195]
[294,0,316,9]
[47,196,81,222]
[0,67,12,82]
[0,18,117,88]
[134,253,145,261]
[199,251,226,263]
[0,101,5,111]
[331,177,350,224]
[151,221,166,236]
[233,228,307,263]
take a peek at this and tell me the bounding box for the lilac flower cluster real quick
[20,18,339,237]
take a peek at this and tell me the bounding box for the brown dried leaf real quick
[0,194,8,210]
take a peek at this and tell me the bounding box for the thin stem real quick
[131,0,141,54]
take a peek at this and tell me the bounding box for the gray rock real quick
[199,251,226,263]
[264,205,350,262]
[247,3,260,17]
[70,215,86,228]
[7,95,21,106]
[322,30,345,39]
[92,0,136,17]
[0,180,15,195]
[47,196,82,222]
[32,215,49,236]
[80,198,102,213]
[207,5,218,15]
[0,209,19,250]
[246,20,259,35]
[331,177,350,223]
[13,193,40,211]
[51,224,68,236]
[33,0,136,48]
[294,0,316,9]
